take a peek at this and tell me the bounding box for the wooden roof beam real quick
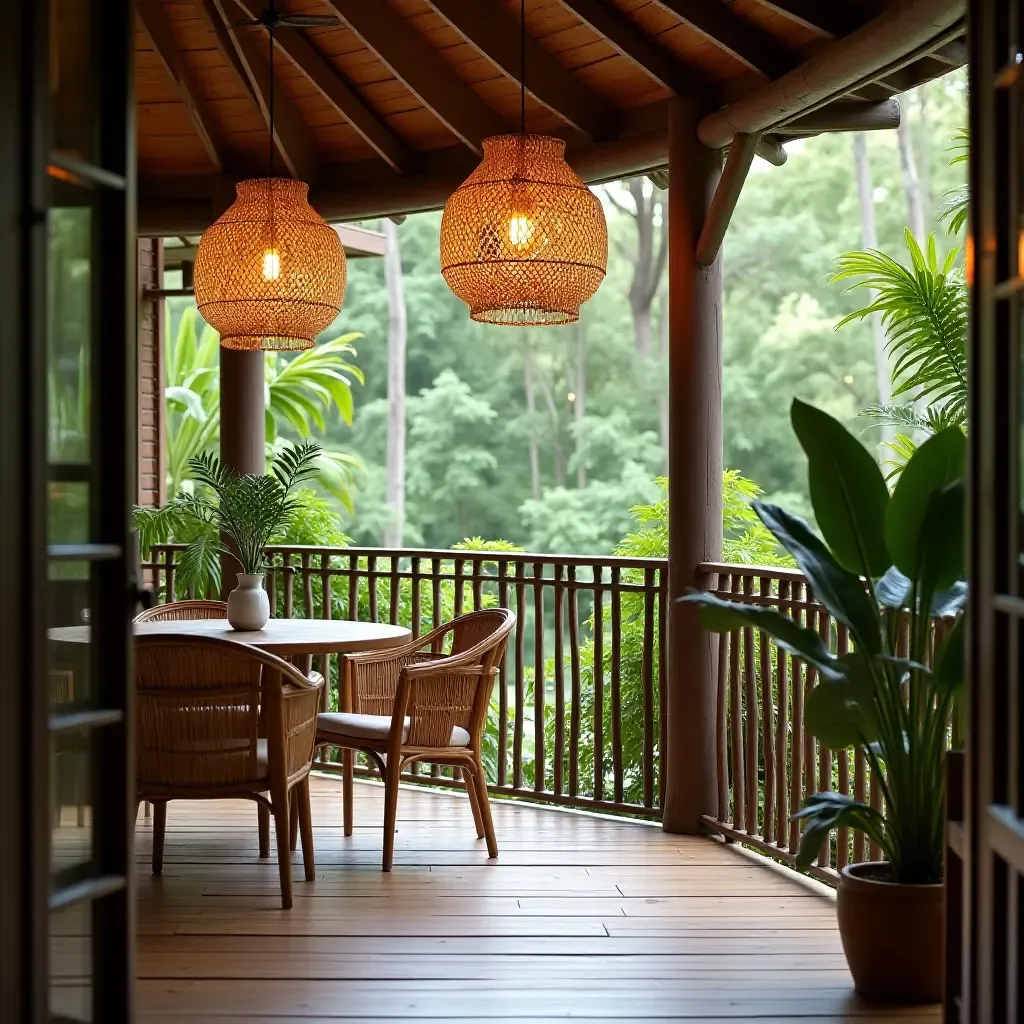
[557,0,710,99]
[425,0,616,141]
[652,0,796,79]
[137,0,227,171]
[696,132,758,265]
[324,0,507,155]
[752,0,867,38]
[228,0,408,174]
[778,98,901,134]
[697,0,965,149]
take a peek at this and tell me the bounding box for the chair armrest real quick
[343,620,456,666]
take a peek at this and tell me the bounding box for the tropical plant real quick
[685,399,966,885]
[832,231,967,476]
[135,441,322,595]
[937,127,969,235]
[165,306,365,506]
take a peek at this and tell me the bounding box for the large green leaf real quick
[793,792,890,870]
[754,501,881,653]
[804,654,879,749]
[885,427,965,578]
[917,480,965,600]
[933,615,965,698]
[790,399,890,577]
[682,591,841,678]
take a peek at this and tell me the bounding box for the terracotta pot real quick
[226,573,270,631]
[836,861,944,1003]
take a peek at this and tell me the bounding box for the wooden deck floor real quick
[127,777,940,1022]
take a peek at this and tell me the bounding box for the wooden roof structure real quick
[135,0,966,234]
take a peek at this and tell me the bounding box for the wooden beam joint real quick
[696,132,759,266]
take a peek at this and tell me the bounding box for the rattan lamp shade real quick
[440,135,607,326]
[194,178,346,351]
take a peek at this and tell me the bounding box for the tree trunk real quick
[382,219,406,547]
[897,105,927,241]
[536,369,566,488]
[852,133,893,440]
[915,85,934,221]
[631,305,653,360]
[574,319,586,489]
[523,347,541,500]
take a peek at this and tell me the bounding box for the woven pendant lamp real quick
[194,178,345,351]
[193,3,345,350]
[439,2,606,325]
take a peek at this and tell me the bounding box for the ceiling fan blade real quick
[279,14,340,27]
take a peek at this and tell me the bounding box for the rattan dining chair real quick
[135,634,323,908]
[134,599,227,622]
[315,608,515,871]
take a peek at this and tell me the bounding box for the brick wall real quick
[137,238,165,508]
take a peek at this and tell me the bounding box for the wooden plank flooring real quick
[121,778,940,1021]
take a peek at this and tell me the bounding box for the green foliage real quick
[937,128,969,235]
[686,401,965,884]
[135,441,322,593]
[164,305,364,507]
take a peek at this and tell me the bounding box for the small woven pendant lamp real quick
[193,5,345,350]
[439,0,607,325]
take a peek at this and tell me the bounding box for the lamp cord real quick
[268,1,276,176]
[520,0,525,137]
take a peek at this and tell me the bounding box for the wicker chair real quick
[134,599,228,622]
[135,635,323,908]
[315,608,515,871]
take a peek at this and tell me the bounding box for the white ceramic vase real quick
[226,573,270,631]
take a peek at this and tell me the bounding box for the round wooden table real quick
[49,617,411,655]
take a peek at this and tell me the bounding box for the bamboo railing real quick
[144,545,667,818]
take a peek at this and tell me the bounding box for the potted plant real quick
[685,398,965,1003]
[137,441,322,630]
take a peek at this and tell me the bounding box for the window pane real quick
[47,204,92,465]
[50,0,96,166]
[50,900,92,1022]
[50,728,92,877]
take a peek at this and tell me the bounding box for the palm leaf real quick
[832,230,968,425]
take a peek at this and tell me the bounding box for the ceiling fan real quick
[222,0,341,31]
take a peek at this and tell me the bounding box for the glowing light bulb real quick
[567,392,577,403]
[843,374,854,385]
[507,214,536,251]
[262,248,281,281]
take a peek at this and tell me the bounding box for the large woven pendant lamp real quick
[439,0,607,325]
[193,4,345,350]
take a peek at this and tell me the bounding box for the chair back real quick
[135,635,300,792]
[406,609,515,748]
[135,600,227,623]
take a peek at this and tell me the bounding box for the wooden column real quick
[219,348,265,596]
[663,97,724,834]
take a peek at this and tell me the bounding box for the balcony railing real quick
[144,545,946,885]
[144,545,667,819]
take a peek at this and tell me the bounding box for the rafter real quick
[557,0,709,99]
[137,0,227,171]
[210,0,322,184]
[652,0,795,79]
[229,0,408,174]
[752,0,867,38]
[324,0,507,155]
[426,0,615,141]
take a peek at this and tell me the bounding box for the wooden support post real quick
[663,97,724,835]
[219,347,265,597]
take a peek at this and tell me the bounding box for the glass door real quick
[0,0,137,1018]
[965,0,1024,1020]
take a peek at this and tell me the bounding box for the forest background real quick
[165,71,968,557]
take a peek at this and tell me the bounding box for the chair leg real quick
[342,747,354,837]
[271,793,294,910]
[258,802,270,858]
[289,790,299,852]
[297,777,315,882]
[464,766,485,840]
[381,759,401,873]
[144,800,151,819]
[471,763,498,859]
[152,801,167,876]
